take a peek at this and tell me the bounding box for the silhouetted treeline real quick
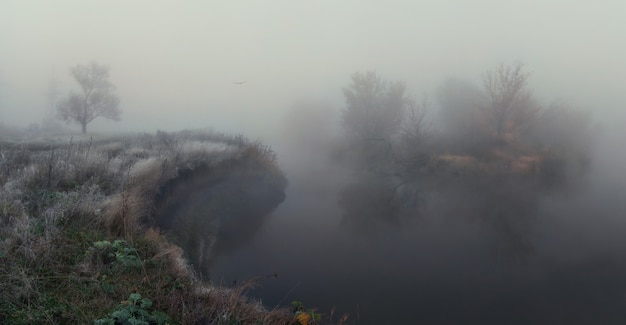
[335,64,595,257]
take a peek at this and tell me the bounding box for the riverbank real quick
[0,130,312,324]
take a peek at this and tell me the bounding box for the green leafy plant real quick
[94,293,172,325]
[92,239,143,268]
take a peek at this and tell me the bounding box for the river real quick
[209,139,626,324]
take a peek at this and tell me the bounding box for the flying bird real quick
[233,81,247,85]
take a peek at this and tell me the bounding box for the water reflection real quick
[154,162,286,278]
[338,171,546,261]
[211,166,626,324]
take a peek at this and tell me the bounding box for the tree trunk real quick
[82,122,87,134]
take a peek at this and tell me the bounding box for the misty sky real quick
[1,0,624,137]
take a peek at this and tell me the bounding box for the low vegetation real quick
[0,129,340,324]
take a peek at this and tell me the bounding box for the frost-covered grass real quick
[0,129,325,325]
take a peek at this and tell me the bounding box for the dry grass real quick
[0,130,340,325]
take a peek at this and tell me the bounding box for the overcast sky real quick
[0,0,624,137]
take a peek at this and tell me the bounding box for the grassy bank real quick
[0,130,336,325]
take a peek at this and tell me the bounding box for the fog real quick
[1,1,625,136]
[3,1,626,324]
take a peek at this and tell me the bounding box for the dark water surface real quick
[210,144,626,324]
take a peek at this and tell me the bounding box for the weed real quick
[94,293,172,325]
[91,239,143,269]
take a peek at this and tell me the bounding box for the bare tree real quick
[341,71,406,169]
[482,63,538,140]
[401,96,431,148]
[57,62,121,133]
[397,96,432,171]
[341,71,406,143]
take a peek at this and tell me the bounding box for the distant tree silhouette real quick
[342,71,406,143]
[482,63,539,141]
[341,72,407,168]
[57,62,121,133]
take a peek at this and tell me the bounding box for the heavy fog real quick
[1,1,625,136]
[3,1,626,324]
